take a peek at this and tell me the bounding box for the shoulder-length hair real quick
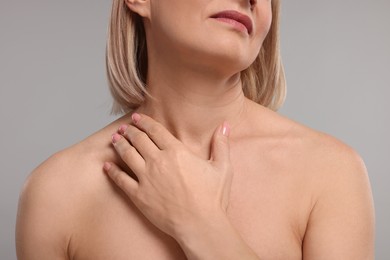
[106,0,286,114]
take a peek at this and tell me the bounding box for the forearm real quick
[174,211,261,260]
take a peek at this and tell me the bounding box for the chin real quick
[165,28,260,76]
[202,45,258,74]
[202,54,255,77]
[198,31,260,71]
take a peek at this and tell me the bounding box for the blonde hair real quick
[106,0,286,115]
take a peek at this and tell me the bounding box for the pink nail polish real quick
[112,133,121,143]
[222,123,230,137]
[132,113,141,124]
[119,124,128,134]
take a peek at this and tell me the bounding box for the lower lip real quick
[212,18,248,34]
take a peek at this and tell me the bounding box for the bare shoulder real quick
[290,124,375,259]
[19,140,111,205]
[248,102,375,259]
[16,146,100,259]
[16,114,132,259]
[248,101,370,180]
[19,111,133,204]
[18,115,125,211]
[271,103,371,194]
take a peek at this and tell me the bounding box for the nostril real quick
[249,0,257,9]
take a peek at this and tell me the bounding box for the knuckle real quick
[148,124,162,137]
[167,147,185,163]
[122,146,136,161]
[148,151,160,161]
[133,190,148,207]
[131,131,147,143]
[169,143,183,153]
[166,147,179,158]
[114,173,125,187]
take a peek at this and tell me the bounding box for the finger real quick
[210,122,231,168]
[119,124,160,158]
[103,162,138,199]
[112,133,145,177]
[131,113,180,150]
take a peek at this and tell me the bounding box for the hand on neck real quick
[135,65,248,158]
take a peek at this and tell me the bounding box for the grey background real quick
[0,0,388,259]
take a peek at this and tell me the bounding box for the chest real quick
[72,153,310,260]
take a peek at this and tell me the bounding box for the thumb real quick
[210,122,231,166]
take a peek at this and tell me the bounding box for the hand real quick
[103,113,233,238]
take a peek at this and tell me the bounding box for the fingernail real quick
[221,123,230,137]
[103,162,112,171]
[112,133,121,143]
[132,113,141,124]
[118,124,128,134]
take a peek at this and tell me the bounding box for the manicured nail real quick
[132,113,141,124]
[103,162,112,171]
[112,133,121,143]
[221,122,230,137]
[118,124,128,134]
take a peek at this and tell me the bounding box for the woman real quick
[16,0,375,259]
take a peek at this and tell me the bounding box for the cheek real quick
[150,0,204,46]
[255,5,273,40]
[151,0,206,29]
[248,6,272,58]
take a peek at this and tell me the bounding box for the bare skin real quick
[16,98,374,259]
[16,0,374,258]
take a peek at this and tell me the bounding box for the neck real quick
[136,64,248,156]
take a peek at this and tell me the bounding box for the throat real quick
[135,79,248,158]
